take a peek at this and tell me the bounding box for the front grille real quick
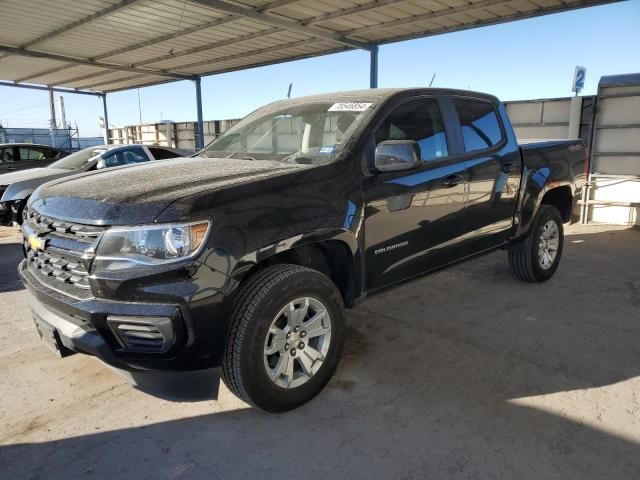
[23,207,108,299]
[26,248,91,290]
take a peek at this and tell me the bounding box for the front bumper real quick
[27,289,122,366]
[19,259,225,372]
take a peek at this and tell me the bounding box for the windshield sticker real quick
[328,102,372,112]
[319,146,336,154]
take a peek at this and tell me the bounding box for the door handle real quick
[442,174,464,187]
[6,166,16,171]
[502,162,517,173]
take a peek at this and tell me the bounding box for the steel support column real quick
[369,45,379,89]
[194,76,204,150]
[102,93,110,144]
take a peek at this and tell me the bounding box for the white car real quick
[0,144,192,226]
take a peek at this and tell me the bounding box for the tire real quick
[14,196,29,226]
[222,264,345,412]
[508,205,564,283]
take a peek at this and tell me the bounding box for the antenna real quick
[429,73,436,87]
[287,82,293,99]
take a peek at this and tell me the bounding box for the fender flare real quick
[227,228,363,300]
[513,174,573,240]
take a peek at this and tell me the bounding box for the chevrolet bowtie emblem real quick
[28,235,47,251]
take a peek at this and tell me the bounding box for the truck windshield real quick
[48,147,107,170]
[200,100,377,164]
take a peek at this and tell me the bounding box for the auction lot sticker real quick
[328,102,372,112]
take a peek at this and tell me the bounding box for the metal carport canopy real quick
[0,0,620,146]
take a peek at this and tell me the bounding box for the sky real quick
[0,0,639,138]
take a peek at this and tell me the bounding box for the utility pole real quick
[48,87,57,147]
[58,96,67,129]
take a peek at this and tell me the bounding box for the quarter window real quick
[374,98,448,162]
[43,148,60,159]
[453,98,503,152]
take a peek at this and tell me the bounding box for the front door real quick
[363,97,468,291]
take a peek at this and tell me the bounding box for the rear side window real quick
[19,147,47,161]
[453,98,503,152]
[43,148,60,159]
[374,98,448,162]
[148,147,179,160]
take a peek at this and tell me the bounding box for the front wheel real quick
[222,264,345,412]
[508,205,564,282]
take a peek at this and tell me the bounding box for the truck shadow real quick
[1,226,639,478]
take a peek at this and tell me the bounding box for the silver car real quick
[0,144,192,225]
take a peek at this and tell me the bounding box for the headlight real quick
[95,221,210,268]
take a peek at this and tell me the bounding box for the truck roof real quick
[268,88,501,107]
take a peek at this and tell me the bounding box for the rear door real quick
[16,146,57,171]
[363,96,468,290]
[450,97,521,251]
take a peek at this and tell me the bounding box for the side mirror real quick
[374,140,420,172]
[95,159,107,170]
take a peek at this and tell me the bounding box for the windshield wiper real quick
[241,156,258,161]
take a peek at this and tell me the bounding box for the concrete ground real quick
[0,224,638,479]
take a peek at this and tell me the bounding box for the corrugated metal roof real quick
[0,0,620,93]
[599,73,640,87]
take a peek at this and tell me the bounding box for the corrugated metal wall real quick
[0,127,103,150]
[0,127,73,149]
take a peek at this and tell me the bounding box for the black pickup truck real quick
[19,88,586,412]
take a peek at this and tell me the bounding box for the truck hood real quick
[30,156,310,225]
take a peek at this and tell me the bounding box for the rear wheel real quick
[222,264,345,412]
[508,205,564,282]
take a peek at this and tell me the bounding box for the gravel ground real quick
[0,224,638,479]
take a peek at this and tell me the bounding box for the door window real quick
[374,98,448,162]
[453,98,503,152]
[102,146,149,168]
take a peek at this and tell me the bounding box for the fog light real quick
[107,316,175,353]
